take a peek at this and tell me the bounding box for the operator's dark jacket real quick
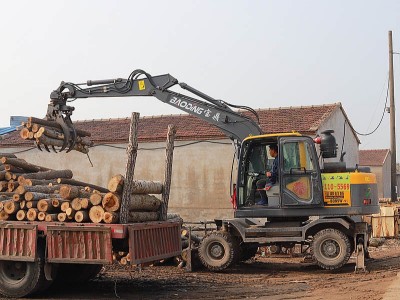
[270,155,279,184]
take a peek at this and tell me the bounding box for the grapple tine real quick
[66,126,77,153]
[51,145,57,153]
[36,141,43,152]
[55,116,71,152]
[44,144,51,153]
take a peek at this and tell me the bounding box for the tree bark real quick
[89,205,105,223]
[0,171,5,181]
[75,210,90,223]
[21,169,73,180]
[27,117,91,137]
[104,212,119,224]
[57,178,108,193]
[128,195,162,211]
[161,124,176,220]
[4,201,20,214]
[16,185,60,195]
[107,174,125,193]
[121,112,140,224]
[36,135,89,154]
[25,192,57,201]
[65,207,76,219]
[130,180,163,194]
[0,181,8,192]
[7,181,19,192]
[60,185,91,200]
[22,179,58,187]
[0,157,51,173]
[4,165,25,173]
[45,214,58,222]
[128,211,159,223]
[37,199,55,212]
[102,192,121,212]
[0,153,17,158]
[26,201,38,209]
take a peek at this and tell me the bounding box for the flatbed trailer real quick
[0,220,181,297]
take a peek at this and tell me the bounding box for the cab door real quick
[279,137,323,206]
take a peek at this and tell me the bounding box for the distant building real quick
[359,149,391,199]
[0,103,361,221]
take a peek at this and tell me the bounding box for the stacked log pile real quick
[18,117,93,154]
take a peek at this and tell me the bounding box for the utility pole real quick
[388,31,397,202]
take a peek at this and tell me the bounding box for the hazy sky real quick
[1,1,400,155]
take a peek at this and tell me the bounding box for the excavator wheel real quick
[199,231,240,271]
[311,228,351,270]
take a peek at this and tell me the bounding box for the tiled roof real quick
[0,103,343,147]
[359,149,390,166]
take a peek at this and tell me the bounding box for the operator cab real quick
[236,133,323,215]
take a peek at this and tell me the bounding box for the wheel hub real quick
[0,261,27,282]
[209,242,225,259]
[321,239,340,258]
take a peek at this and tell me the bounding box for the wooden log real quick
[31,123,40,133]
[128,195,162,211]
[26,208,38,221]
[21,169,73,181]
[161,124,176,220]
[5,172,19,181]
[57,178,108,193]
[45,214,58,222]
[37,199,55,212]
[13,194,21,201]
[0,201,4,211]
[0,171,5,181]
[130,180,163,194]
[89,193,104,206]
[128,211,159,223]
[80,198,90,209]
[104,212,119,224]
[16,210,26,221]
[38,212,47,221]
[4,201,20,214]
[0,181,8,192]
[20,128,31,140]
[102,192,121,212]
[0,157,51,173]
[65,207,76,219]
[22,179,58,187]
[74,210,89,223]
[36,127,94,147]
[7,181,19,192]
[0,153,17,158]
[25,192,57,201]
[0,192,16,198]
[52,198,69,208]
[36,135,89,154]
[59,185,91,200]
[89,206,104,223]
[4,164,25,173]
[0,211,9,220]
[71,198,82,211]
[57,212,67,222]
[19,200,26,209]
[27,117,91,137]
[16,185,60,195]
[26,201,38,209]
[108,174,125,193]
[60,202,70,212]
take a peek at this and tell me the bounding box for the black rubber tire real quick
[55,264,103,284]
[0,243,51,297]
[311,228,351,270]
[199,231,240,271]
[240,243,259,261]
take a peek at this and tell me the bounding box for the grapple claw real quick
[44,144,51,153]
[36,141,43,152]
[51,145,57,153]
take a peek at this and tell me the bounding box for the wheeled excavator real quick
[44,69,379,271]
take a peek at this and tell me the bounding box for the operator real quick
[255,144,279,205]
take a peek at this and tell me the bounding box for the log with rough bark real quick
[36,135,89,154]
[45,214,58,222]
[75,210,89,223]
[71,198,82,211]
[0,181,7,192]
[108,174,125,193]
[21,169,73,181]
[27,208,38,221]
[65,207,76,219]
[161,124,176,220]
[89,193,104,206]
[57,212,67,222]
[60,202,70,212]
[37,212,47,221]
[128,211,159,223]
[5,172,20,181]
[104,211,119,224]
[0,153,17,159]
[16,210,26,221]
[0,157,51,173]
[20,128,31,140]
[80,198,90,209]
[59,185,91,200]
[21,179,58,187]
[56,178,108,193]
[25,192,57,201]
[37,199,56,212]
[0,192,15,198]
[0,201,4,211]
[7,181,19,192]
[4,165,25,174]
[27,117,91,137]
[102,192,121,212]
[89,205,104,223]
[128,195,162,211]
[15,185,60,195]
[35,127,94,147]
[130,180,163,194]
[4,201,20,214]
[0,171,5,181]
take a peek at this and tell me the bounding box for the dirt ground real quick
[29,240,400,300]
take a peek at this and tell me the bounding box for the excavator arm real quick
[46,69,262,152]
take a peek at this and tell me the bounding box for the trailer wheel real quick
[311,228,351,270]
[199,231,240,271]
[0,244,50,297]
